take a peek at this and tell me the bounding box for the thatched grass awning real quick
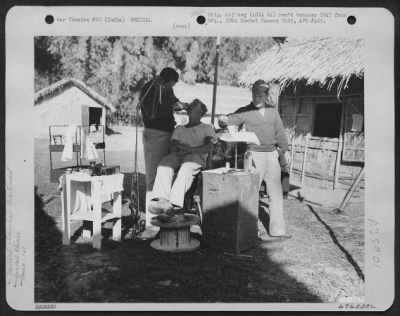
[239,37,364,94]
[34,78,116,112]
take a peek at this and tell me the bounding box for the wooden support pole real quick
[289,134,295,179]
[112,191,122,241]
[102,125,106,165]
[61,175,71,245]
[76,127,80,167]
[92,179,102,250]
[301,134,309,187]
[334,137,343,189]
[207,36,221,169]
[336,166,365,213]
[235,143,238,169]
[210,36,221,126]
[334,100,346,190]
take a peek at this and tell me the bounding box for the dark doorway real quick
[313,103,342,138]
[89,107,103,131]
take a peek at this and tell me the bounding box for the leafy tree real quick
[35,36,278,122]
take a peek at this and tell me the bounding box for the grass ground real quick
[35,125,364,303]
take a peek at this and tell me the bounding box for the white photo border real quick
[5,6,395,311]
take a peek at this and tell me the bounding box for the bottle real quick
[244,152,252,172]
[89,161,96,175]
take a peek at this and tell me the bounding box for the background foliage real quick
[35,36,276,123]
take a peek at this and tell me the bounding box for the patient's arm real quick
[170,139,192,156]
[191,136,215,154]
[170,139,180,153]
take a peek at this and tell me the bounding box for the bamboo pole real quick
[300,133,309,187]
[335,165,365,213]
[76,127,80,167]
[235,143,238,169]
[289,134,295,179]
[334,137,343,189]
[207,37,221,169]
[210,36,221,126]
[334,100,346,189]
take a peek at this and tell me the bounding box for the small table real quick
[150,214,200,252]
[61,172,124,249]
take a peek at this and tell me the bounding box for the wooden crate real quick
[201,169,259,254]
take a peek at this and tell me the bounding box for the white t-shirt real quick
[171,123,217,164]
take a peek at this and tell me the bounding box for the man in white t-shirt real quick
[149,99,217,214]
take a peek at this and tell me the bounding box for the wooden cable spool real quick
[150,214,200,252]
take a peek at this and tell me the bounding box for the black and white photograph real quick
[5,6,395,311]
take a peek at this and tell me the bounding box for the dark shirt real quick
[140,79,179,132]
[233,104,254,114]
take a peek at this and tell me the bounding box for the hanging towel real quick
[99,173,124,202]
[72,181,92,213]
[61,125,77,161]
[80,126,99,161]
[90,174,124,203]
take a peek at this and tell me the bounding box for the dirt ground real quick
[34,126,364,303]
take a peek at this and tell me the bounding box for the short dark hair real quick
[160,67,179,83]
[189,99,208,116]
[252,79,269,95]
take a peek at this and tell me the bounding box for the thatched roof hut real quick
[35,78,116,112]
[240,37,365,190]
[239,37,364,95]
[34,78,115,136]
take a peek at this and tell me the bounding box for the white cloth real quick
[80,127,99,161]
[61,125,77,161]
[65,173,124,213]
[351,114,364,132]
[219,131,260,145]
[251,150,286,236]
[96,174,124,202]
[152,152,203,208]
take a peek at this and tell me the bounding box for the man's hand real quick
[173,101,190,111]
[181,102,190,111]
[218,115,229,128]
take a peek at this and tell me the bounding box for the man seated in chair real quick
[148,99,217,216]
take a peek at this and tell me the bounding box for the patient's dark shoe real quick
[165,205,185,216]
[156,213,173,223]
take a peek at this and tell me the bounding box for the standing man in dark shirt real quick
[139,67,187,227]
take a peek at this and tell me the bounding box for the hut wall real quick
[280,97,314,136]
[35,87,107,136]
[289,134,364,190]
[342,96,364,162]
[289,167,365,191]
[280,94,365,189]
